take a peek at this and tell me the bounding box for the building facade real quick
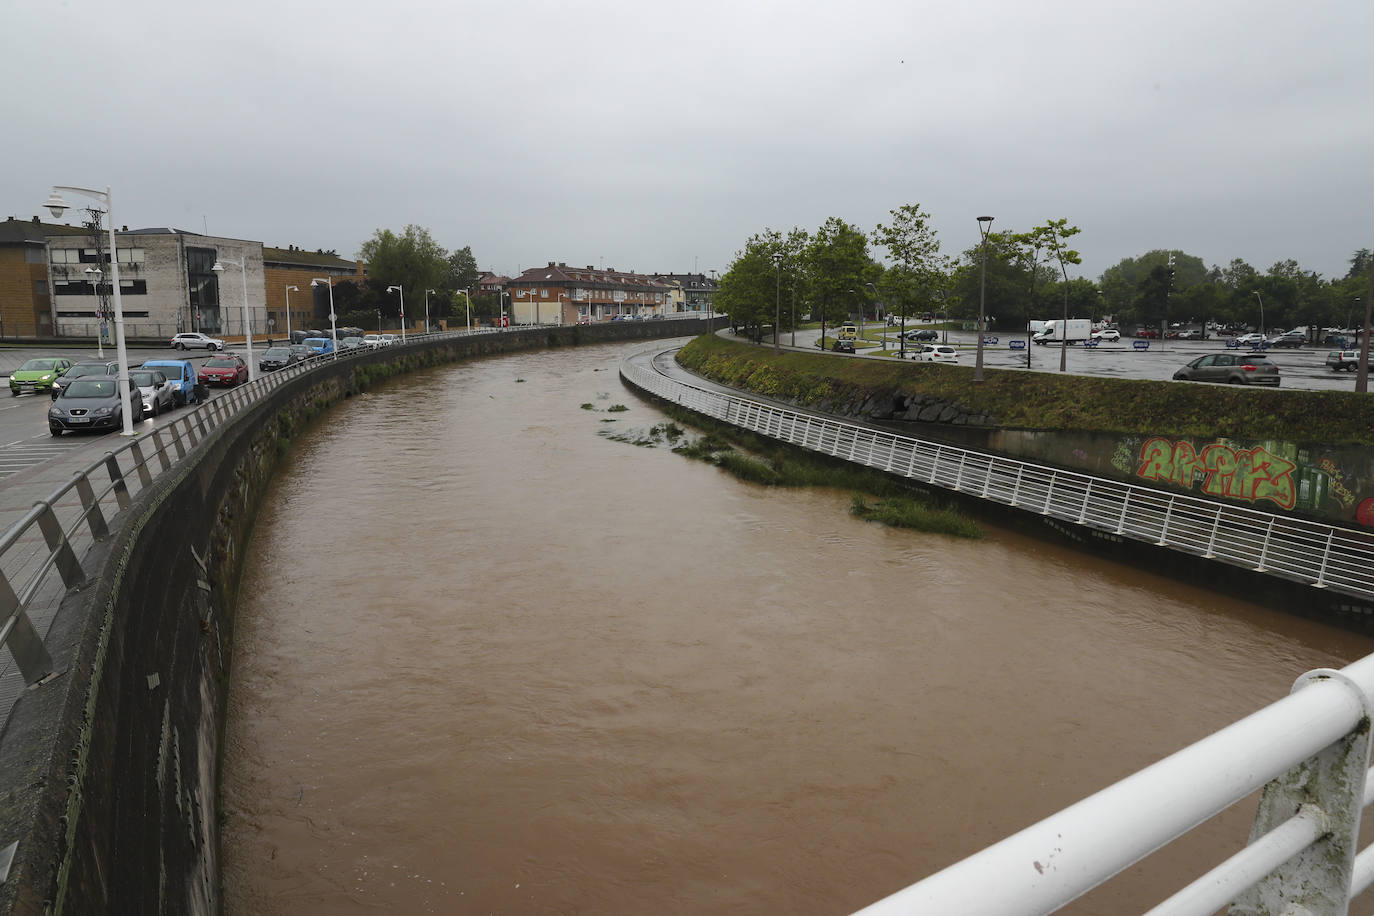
[0,217,87,338]
[506,263,670,325]
[262,246,366,337]
[653,272,717,314]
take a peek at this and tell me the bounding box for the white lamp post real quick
[285,284,298,340]
[84,266,105,357]
[975,215,994,383]
[463,288,473,332]
[310,277,338,355]
[387,285,406,342]
[45,185,135,435]
[211,256,255,382]
[424,288,435,333]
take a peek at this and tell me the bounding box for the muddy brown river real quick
[220,339,1374,915]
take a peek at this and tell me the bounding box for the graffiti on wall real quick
[1136,437,1298,510]
[1318,458,1357,509]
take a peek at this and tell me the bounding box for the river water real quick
[220,339,1374,915]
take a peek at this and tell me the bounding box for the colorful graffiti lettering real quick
[1137,437,1296,510]
[1317,458,1357,508]
[1111,439,1136,474]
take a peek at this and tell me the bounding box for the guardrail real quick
[621,354,1374,913]
[620,358,1374,602]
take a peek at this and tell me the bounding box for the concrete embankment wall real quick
[0,320,704,915]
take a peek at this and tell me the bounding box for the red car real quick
[197,354,248,387]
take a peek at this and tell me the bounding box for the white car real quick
[1091,328,1121,342]
[128,368,176,417]
[1234,332,1268,347]
[914,344,959,363]
[380,334,398,346]
[170,332,224,351]
[362,334,385,348]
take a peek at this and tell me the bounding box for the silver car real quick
[129,369,176,416]
[1172,353,1280,386]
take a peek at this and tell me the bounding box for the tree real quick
[1035,218,1082,372]
[716,230,788,343]
[447,246,479,293]
[803,217,874,349]
[357,225,450,319]
[873,204,952,352]
[1346,249,1372,282]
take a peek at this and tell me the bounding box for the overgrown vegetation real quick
[850,494,983,539]
[677,334,1374,445]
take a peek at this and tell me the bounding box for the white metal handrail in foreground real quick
[619,357,1374,602]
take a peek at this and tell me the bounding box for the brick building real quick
[506,263,670,325]
[0,217,87,338]
[262,246,366,337]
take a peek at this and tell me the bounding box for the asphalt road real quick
[775,325,1362,392]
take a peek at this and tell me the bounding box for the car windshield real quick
[129,372,162,386]
[19,359,58,371]
[205,358,239,368]
[64,379,116,398]
[263,348,292,358]
[67,365,110,378]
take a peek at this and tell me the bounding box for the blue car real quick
[302,337,335,355]
[140,359,202,406]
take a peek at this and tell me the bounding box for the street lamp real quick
[864,281,878,347]
[44,185,135,435]
[285,285,298,340]
[1253,291,1265,339]
[424,288,435,333]
[387,285,406,342]
[975,215,994,383]
[211,256,256,382]
[772,252,782,354]
[708,269,717,332]
[84,266,105,357]
[309,277,339,355]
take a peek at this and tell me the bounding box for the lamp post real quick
[285,284,298,340]
[864,281,878,348]
[424,288,435,333]
[387,285,406,342]
[45,186,135,435]
[84,267,105,357]
[1358,270,1373,394]
[708,269,717,332]
[772,252,782,354]
[975,215,994,383]
[1253,291,1265,339]
[309,277,338,355]
[211,255,255,382]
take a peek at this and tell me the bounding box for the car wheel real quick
[8,389,15,397]
[174,342,185,350]
[151,398,160,418]
[1228,377,1244,384]
[49,425,61,437]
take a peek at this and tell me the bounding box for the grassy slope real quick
[677,335,1374,446]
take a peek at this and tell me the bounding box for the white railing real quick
[619,358,1374,602]
[621,354,1374,914]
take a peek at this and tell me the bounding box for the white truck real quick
[1032,318,1091,345]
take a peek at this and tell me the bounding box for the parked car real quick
[1233,332,1268,347]
[1091,328,1121,342]
[50,359,118,400]
[198,354,249,387]
[1176,329,1203,340]
[288,344,316,362]
[258,346,300,372]
[1134,328,1159,339]
[302,337,335,355]
[1326,350,1362,372]
[1266,332,1304,348]
[170,331,225,351]
[380,333,399,346]
[833,337,856,353]
[914,344,959,363]
[339,336,365,350]
[141,359,202,406]
[362,334,385,348]
[9,358,72,396]
[128,369,176,416]
[901,329,939,341]
[1172,353,1280,386]
[48,377,144,435]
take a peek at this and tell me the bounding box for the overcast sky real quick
[5,0,1370,282]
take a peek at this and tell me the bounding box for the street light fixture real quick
[84,267,105,357]
[424,288,435,334]
[309,277,339,355]
[975,215,994,383]
[772,252,782,354]
[1253,291,1265,339]
[387,285,406,342]
[211,256,256,382]
[45,186,135,435]
[864,281,878,346]
[285,284,299,340]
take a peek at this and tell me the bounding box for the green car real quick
[9,358,73,396]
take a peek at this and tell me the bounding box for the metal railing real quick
[619,358,1374,602]
[621,353,1374,913]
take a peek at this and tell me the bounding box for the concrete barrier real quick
[0,318,707,915]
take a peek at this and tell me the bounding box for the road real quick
[764,324,1360,392]
[0,345,240,486]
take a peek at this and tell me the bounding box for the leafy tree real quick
[357,225,450,318]
[1036,218,1082,372]
[873,204,953,350]
[950,230,1038,330]
[1346,249,1372,282]
[717,229,790,343]
[447,246,479,293]
[802,217,874,347]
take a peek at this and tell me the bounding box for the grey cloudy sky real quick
[6,0,1370,282]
